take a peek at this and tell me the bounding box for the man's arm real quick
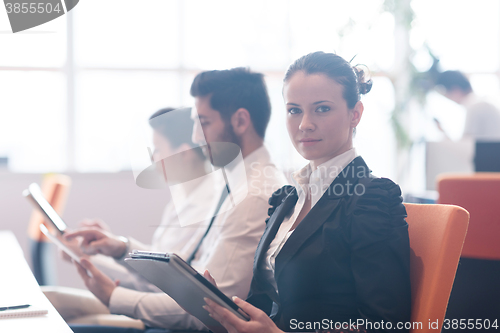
[190,195,268,305]
[65,228,129,258]
[107,195,269,329]
[91,254,162,292]
[73,193,269,329]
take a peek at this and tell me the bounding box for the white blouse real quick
[263,148,357,291]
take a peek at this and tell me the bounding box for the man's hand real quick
[74,258,119,307]
[78,219,111,231]
[64,228,127,259]
[56,233,87,263]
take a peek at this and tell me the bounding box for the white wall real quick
[0,171,168,289]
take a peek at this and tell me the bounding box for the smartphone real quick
[23,183,67,235]
[39,224,80,264]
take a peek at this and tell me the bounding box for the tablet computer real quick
[39,224,81,264]
[125,251,249,333]
[23,183,67,235]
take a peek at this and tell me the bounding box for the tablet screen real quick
[24,183,67,234]
[128,251,250,321]
[172,255,246,316]
[39,224,80,264]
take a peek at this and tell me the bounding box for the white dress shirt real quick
[263,148,357,291]
[91,176,215,293]
[463,94,500,141]
[109,145,287,330]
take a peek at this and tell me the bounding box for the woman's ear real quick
[231,108,251,135]
[350,101,364,128]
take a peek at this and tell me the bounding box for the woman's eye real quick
[288,108,302,114]
[316,105,330,113]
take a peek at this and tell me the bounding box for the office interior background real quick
[1,0,498,288]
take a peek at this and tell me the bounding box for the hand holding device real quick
[204,297,284,333]
[78,218,111,231]
[56,233,86,263]
[40,224,82,264]
[74,258,118,307]
[125,251,250,333]
[203,270,217,287]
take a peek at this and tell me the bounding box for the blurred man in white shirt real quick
[55,68,287,332]
[436,70,500,141]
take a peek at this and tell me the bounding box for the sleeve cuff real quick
[109,286,144,317]
[127,237,150,252]
[114,237,150,267]
[114,236,130,261]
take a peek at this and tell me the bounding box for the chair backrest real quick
[27,174,72,241]
[437,173,500,260]
[404,203,469,333]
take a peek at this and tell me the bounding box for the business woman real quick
[203,51,411,333]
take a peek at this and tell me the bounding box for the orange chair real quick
[404,203,469,333]
[437,174,500,329]
[437,173,500,260]
[27,174,71,285]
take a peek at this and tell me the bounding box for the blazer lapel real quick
[253,188,298,271]
[274,156,370,282]
[250,189,298,304]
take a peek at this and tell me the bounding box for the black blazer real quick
[247,156,411,332]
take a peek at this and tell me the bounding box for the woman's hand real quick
[203,270,217,287]
[203,296,283,333]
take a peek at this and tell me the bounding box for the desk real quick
[0,231,73,332]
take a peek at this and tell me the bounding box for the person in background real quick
[65,68,287,332]
[436,70,500,141]
[203,51,411,333]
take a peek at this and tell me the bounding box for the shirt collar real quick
[291,148,357,207]
[462,93,478,108]
[242,145,270,168]
[221,144,271,198]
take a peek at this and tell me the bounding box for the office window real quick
[0,16,67,172]
[411,0,500,73]
[75,71,181,172]
[0,71,66,172]
[411,0,500,143]
[2,0,498,177]
[74,0,180,68]
[183,0,290,71]
[0,18,66,67]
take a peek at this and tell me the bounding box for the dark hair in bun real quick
[354,66,373,95]
[284,51,372,109]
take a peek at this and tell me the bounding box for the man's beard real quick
[206,122,242,167]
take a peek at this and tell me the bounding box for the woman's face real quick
[283,71,363,168]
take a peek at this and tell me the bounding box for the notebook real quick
[0,306,48,319]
